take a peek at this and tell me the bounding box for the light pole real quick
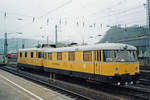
[40,27,47,45]
[3,15,23,57]
[4,32,23,57]
[147,0,150,63]
[55,24,62,47]
[22,39,25,49]
[55,25,58,47]
[4,32,8,57]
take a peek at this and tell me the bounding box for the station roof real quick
[118,35,147,42]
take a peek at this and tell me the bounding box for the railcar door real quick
[94,50,101,75]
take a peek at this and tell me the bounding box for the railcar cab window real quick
[83,51,92,61]
[114,50,125,62]
[127,50,137,62]
[103,50,112,62]
[57,52,62,60]
[113,50,137,62]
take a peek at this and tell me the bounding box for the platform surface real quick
[0,69,73,100]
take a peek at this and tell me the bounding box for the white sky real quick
[0,0,146,44]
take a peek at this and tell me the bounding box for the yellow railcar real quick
[17,43,139,85]
[17,48,43,70]
[43,43,139,85]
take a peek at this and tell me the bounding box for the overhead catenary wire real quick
[37,0,72,19]
[2,0,144,29]
[0,11,34,18]
[0,0,146,42]
[89,4,144,21]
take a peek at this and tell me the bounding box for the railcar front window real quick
[127,51,137,62]
[113,50,137,62]
[114,50,126,62]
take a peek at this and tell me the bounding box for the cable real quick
[0,0,72,34]
[0,0,146,39]
[37,0,72,19]
[88,0,128,16]
[0,11,33,18]
[89,4,144,21]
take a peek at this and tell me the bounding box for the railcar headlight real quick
[136,66,138,70]
[115,67,118,71]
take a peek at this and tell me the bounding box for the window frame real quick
[83,51,92,61]
[48,52,52,60]
[103,50,113,62]
[25,52,27,58]
[97,50,101,61]
[103,49,138,62]
[20,52,22,58]
[38,52,43,58]
[57,52,62,60]
[126,50,137,62]
[43,52,47,59]
[68,51,75,61]
[31,52,33,58]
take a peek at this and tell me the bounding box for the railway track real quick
[1,65,150,100]
[88,82,150,100]
[140,65,150,70]
[0,65,121,100]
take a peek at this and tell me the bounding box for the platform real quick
[0,69,73,100]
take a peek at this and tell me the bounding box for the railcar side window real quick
[38,52,42,58]
[48,53,52,60]
[31,52,33,58]
[43,53,47,59]
[20,52,22,57]
[97,51,101,61]
[57,52,62,60]
[114,50,126,62]
[83,51,92,61]
[103,50,112,62]
[25,52,27,57]
[68,52,75,61]
[94,51,101,61]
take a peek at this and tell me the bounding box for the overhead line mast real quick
[147,0,150,63]
[55,25,58,48]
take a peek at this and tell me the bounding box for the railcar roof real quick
[19,48,43,52]
[43,43,137,52]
